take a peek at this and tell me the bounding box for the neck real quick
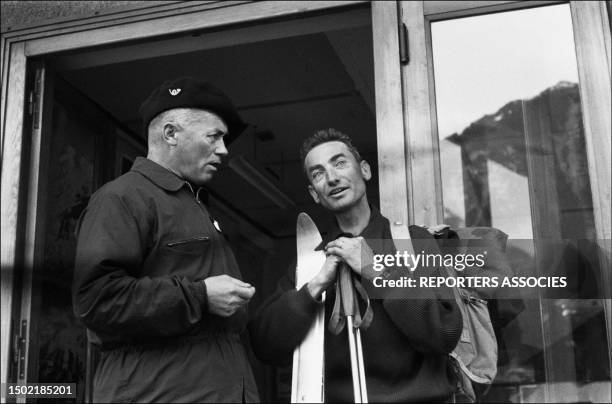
[335,197,371,236]
[147,151,183,179]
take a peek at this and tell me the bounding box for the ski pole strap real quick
[329,263,373,335]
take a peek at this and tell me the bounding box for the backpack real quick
[448,285,497,402]
[434,227,508,402]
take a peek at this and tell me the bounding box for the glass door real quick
[15,67,136,403]
[402,1,611,402]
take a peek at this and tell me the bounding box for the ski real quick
[291,213,326,403]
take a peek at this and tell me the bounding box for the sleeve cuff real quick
[297,284,324,309]
[196,280,208,313]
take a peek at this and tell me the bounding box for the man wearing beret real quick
[73,77,259,402]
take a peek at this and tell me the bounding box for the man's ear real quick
[360,160,372,181]
[162,123,178,146]
[308,184,321,204]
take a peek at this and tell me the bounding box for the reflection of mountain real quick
[446,81,594,238]
[448,96,527,176]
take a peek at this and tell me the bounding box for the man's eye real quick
[311,171,324,181]
[335,160,347,168]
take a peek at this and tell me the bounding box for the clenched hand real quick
[307,254,341,300]
[324,236,376,280]
[204,275,255,317]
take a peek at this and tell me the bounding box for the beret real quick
[138,77,247,142]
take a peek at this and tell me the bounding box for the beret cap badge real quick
[169,88,181,96]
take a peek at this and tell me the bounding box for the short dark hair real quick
[300,129,362,176]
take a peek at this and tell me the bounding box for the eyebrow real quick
[329,153,347,162]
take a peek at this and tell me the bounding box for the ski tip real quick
[297,212,315,229]
[296,212,323,244]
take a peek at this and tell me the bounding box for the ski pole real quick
[346,316,362,403]
[355,328,368,402]
[339,264,368,403]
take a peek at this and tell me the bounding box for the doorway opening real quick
[22,5,377,402]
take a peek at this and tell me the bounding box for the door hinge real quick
[399,22,409,65]
[12,319,27,380]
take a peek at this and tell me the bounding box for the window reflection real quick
[432,4,610,402]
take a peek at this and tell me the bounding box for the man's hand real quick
[204,275,255,317]
[324,236,376,280]
[307,255,341,300]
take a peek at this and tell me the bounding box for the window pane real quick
[432,4,610,402]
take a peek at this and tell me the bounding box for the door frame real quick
[1,0,410,399]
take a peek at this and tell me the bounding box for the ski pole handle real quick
[339,263,356,316]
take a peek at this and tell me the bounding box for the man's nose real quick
[326,167,340,184]
[216,139,228,156]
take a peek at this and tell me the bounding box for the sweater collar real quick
[316,205,387,249]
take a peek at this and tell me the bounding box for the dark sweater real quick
[250,207,462,402]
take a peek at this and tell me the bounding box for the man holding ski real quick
[250,128,463,402]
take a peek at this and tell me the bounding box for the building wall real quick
[1,1,157,32]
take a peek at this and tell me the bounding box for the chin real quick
[199,176,213,185]
[324,200,352,213]
[324,193,366,213]
[189,175,212,186]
